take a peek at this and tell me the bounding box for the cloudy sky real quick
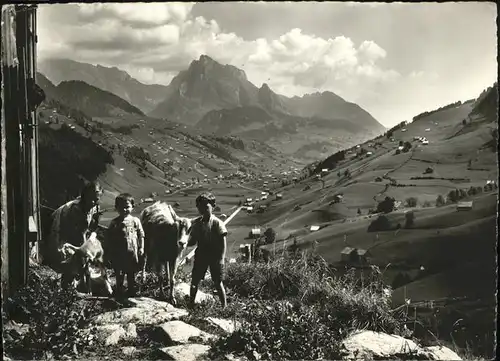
[37,2,497,127]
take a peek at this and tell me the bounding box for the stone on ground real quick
[91,323,137,346]
[174,282,215,303]
[121,346,137,356]
[158,344,210,361]
[205,317,241,334]
[155,320,215,345]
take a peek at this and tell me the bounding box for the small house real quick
[276,193,283,200]
[457,201,473,211]
[250,227,261,238]
[356,249,370,264]
[321,168,329,174]
[310,225,320,232]
[340,247,356,262]
[366,151,373,156]
[340,247,370,264]
[143,198,154,203]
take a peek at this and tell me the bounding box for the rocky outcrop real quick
[91,323,137,346]
[157,344,211,361]
[92,297,188,326]
[341,330,462,360]
[155,320,216,345]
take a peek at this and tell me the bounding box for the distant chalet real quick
[456,201,473,211]
[341,247,371,265]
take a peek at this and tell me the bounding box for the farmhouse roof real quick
[310,225,320,231]
[357,249,369,256]
[341,247,355,255]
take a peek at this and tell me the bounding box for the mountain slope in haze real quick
[38,58,168,113]
[36,73,144,118]
[150,55,384,159]
[56,81,144,118]
[151,55,383,130]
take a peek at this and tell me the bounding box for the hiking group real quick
[45,181,228,309]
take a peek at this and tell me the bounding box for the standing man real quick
[45,181,103,284]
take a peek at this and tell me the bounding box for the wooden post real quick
[0,6,14,299]
[2,4,24,296]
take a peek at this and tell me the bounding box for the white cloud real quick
[76,3,195,27]
[37,3,496,127]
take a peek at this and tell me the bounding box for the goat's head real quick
[176,217,192,250]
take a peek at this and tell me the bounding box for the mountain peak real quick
[186,54,248,82]
[199,54,215,63]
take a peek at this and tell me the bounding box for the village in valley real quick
[2,3,498,361]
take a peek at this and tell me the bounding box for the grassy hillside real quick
[27,80,497,359]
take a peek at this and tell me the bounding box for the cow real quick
[58,232,112,296]
[140,201,192,305]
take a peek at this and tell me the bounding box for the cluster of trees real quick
[405,197,418,207]
[198,136,238,163]
[214,136,245,150]
[123,146,152,177]
[412,101,463,122]
[376,196,396,214]
[39,123,114,210]
[98,122,140,135]
[385,120,408,139]
[434,183,497,207]
[314,149,345,174]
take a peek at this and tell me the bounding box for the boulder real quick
[341,330,462,360]
[158,344,210,361]
[155,320,215,345]
[127,296,176,309]
[92,298,188,326]
[121,346,137,356]
[205,317,241,334]
[90,323,137,346]
[421,345,462,360]
[174,282,216,304]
